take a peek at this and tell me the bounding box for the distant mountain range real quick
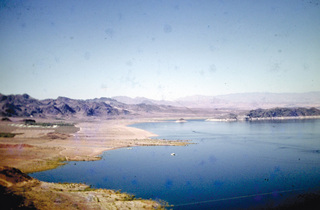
[0,94,187,119]
[1,92,320,119]
[113,92,320,109]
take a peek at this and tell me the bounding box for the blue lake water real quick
[30,119,320,209]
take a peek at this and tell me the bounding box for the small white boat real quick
[171,153,176,156]
[175,118,187,123]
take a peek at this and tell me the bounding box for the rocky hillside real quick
[0,93,183,118]
[0,166,161,209]
[3,93,319,119]
[246,107,320,119]
[0,94,121,118]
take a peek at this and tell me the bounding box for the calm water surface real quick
[30,119,320,209]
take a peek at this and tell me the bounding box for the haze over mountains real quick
[113,92,320,109]
[1,92,320,119]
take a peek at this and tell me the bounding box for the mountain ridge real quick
[0,93,187,118]
[1,92,320,119]
[113,92,320,109]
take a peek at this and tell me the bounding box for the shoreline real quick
[206,115,320,122]
[246,115,320,121]
[1,118,190,173]
[0,165,164,209]
[0,118,189,209]
[2,116,320,209]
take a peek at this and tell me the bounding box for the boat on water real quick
[175,118,187,123]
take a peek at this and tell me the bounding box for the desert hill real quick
[1,92,320,119]
[0,166,161,209]
[0,94,122,118]
[0,93,193,118]
[246,107,320,119]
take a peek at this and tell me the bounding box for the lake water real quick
[30,119,320,209]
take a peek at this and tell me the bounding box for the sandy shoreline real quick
[0,118,189,172]
[0,118,188,209]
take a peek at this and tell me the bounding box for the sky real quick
[0,0,320,100]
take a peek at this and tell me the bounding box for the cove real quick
[30,119,320,209]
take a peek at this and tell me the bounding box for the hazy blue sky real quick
[1,0,320,100]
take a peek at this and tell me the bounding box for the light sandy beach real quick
[0,119,189,172]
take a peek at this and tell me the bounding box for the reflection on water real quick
[30,119,320,209]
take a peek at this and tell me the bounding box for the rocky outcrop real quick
[0,166,162,209]
[246,107,320,119]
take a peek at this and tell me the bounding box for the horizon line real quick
[1,91,320,101]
